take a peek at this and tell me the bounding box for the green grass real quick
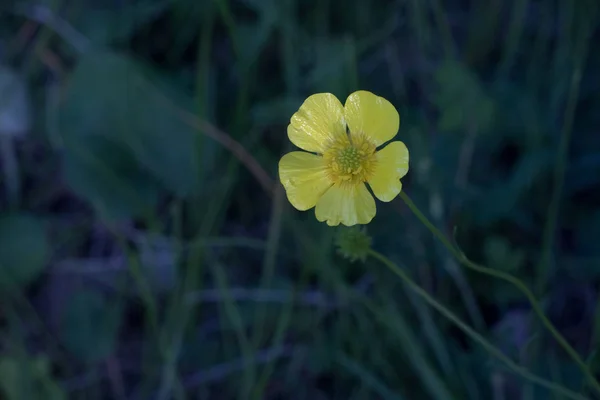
[0,0,599,399]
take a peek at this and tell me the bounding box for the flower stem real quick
[367,249,588,400]
[398,191,600,396]
[369,250,587,400]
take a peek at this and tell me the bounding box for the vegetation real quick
[0,0,599,398]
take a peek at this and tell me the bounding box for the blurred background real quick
[0,0,599,399]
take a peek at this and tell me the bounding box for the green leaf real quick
[62,134,159,221]
[59,50,201,200]
[65,0,173,45]
[433,61,495,133]
[0,357,26,400]
[237,19,277,70]
[250,96,303,126]
[0,214,48,290]
[0,355,66,400]
[472,150,553,225]
[306,38,355,96]
[241,0,279,21]
[59,289,122,364]
[491,82,547,147]
[483,236,525,272]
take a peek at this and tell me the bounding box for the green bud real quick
[334,226,372,263]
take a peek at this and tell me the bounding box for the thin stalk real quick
[398,191,600,396]
[368,249,589,400]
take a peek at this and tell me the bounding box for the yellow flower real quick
[278,90,409,226]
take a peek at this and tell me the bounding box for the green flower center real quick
[337,146,362,174]
[323,133,377,185]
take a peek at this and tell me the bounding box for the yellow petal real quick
[368,141,409,202]
[315,183,376,226]
[344,90,400,147]
[279,151,333,211]
[288,93,348,153]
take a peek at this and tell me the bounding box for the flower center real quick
[338,146,362,172]
[323,133,377,185]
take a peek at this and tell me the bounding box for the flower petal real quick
[315,183,376,226]
[279,151,332,211]
[344,90,400,147]
[288,93,347,153]
[368,141,409,202]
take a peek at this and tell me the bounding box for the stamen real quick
[323,132,377,186]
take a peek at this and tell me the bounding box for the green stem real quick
[537,24,586,294]
[399,191,600,396]
[367,249,588,400]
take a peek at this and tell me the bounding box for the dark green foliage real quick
[0,0,598,398]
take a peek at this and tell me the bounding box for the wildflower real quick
[278,91,409,226]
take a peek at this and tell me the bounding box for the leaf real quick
[65,0,173,45]
[0,65,30,137]
[472,149,553,225]
[30,357,66,400]
[59,50,201,199]
[250,96,304,126]
[237,0,279,68]
[490,82,548,146]
[306,38,354,96]
[0,357,25,400]
[483,236,525,272]
[433,61,495,133]
[237,18,277,70]
[0,214,48,290]
[62,134,160,221]
[240,0,279,21]
[59,288,122,364]
[0,355,66,400]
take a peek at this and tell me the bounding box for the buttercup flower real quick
[278,90,409,226]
